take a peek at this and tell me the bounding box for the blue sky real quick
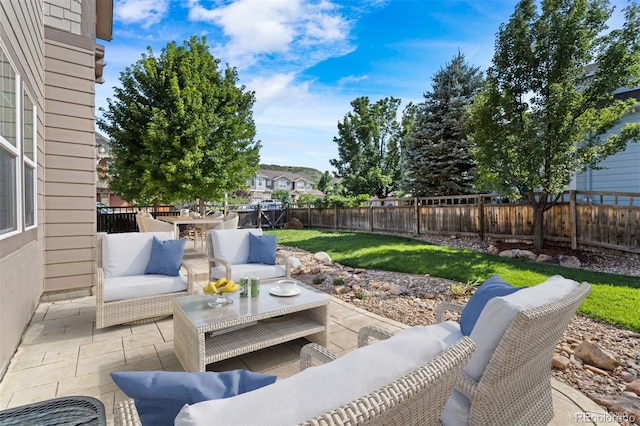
[96,0,629,173]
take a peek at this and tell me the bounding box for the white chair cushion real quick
[440,389,471,426]
[103,232,174,278]
[211,228,262,265]
[175,322,462,425]
[210,264,287,282]
[103,275,187,302]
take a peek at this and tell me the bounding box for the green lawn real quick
[268,229,640,332]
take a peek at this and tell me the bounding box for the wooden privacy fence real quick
[288,191,640,254]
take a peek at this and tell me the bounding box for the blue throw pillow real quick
[460,275,524,336]
[247,233,277,265]
[144,236,186,276]
[111,370,277,426]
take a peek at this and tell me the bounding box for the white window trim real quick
[0,46,21,239]
[0,41,37,239]
[23,89,37,231]
[278,179,288,189]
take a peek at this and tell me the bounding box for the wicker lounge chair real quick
[95,232,196,329]
[205,228,290,282]
[114,327,476,426]
[329,280,590,426]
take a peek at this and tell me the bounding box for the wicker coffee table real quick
[173,280,330,372]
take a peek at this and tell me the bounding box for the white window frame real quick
[257,177,265,188]
[278,179,288,189]
[0,42,37,239]
[0,44,21,239]
[23,89,37,230]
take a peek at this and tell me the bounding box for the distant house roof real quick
[258,169,313,184]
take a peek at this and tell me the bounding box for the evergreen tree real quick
[403,52,483,196]
[98,36,260,210]
[317,171,332,194]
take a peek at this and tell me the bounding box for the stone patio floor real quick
[0,249,619,425]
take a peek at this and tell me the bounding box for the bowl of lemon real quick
[199,278,242,307]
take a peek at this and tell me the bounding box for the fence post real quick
[369,202,374,232]
[307,204,311,228]
[414,197,419,234]
[478,195,485,241]
[570,190,577,250]
[334,205,338,230]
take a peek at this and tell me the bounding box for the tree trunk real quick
[533,206,545,249]
[199,198,205,215]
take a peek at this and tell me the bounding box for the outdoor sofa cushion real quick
[212,228,262,264]
[102,231,188,302]
[247,233,277,265]
[111,370,276,426]
[103,275,187,302]
[440,274,580,426]
[175,322,463,425]
[103,231,174,278]
[209,228,287,281]
[144,237,186,276]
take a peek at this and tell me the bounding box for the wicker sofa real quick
[115,326,476,426]
[95,232,196,329]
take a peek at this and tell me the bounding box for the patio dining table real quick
[157,215,224,247]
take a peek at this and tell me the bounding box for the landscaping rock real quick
[625,379,640,396]
[552,355,571,370]
[333,285,348,295]
[313,251,332,264]
[536,254,554,263]
[283,218,304,229]
[587,393,640,420]
[517,249,538,261]
[288,256,302,269]
[559,255,581,268]
[487,244,499,255]
[575,341,622,370]
[498,249,519,258]
[389,284,409,296]
[621,372,636,383]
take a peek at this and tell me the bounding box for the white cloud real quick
[246,73,314,109]
[338,74,369,86]
[187,0,354,69]
[114,0,169,28]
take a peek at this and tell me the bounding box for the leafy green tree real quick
[297,193,318,205]
[403,52,483,196]
[330,97,405,198]
[317,171,333,194]
[97,36,260,211]
[469,0,640,248]
[271,189,291,204]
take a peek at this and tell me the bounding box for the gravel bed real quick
[278,235,640,424]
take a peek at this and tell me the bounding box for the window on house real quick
[0,46,19,236]
[257,178,265,187]
[23,91,36,228]
[0,45,37,238]
[279,179,288,189]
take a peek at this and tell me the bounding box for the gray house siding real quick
[574,107,640,195]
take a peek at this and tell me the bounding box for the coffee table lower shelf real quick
[204,315,326,364]
[174,310,329,372]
